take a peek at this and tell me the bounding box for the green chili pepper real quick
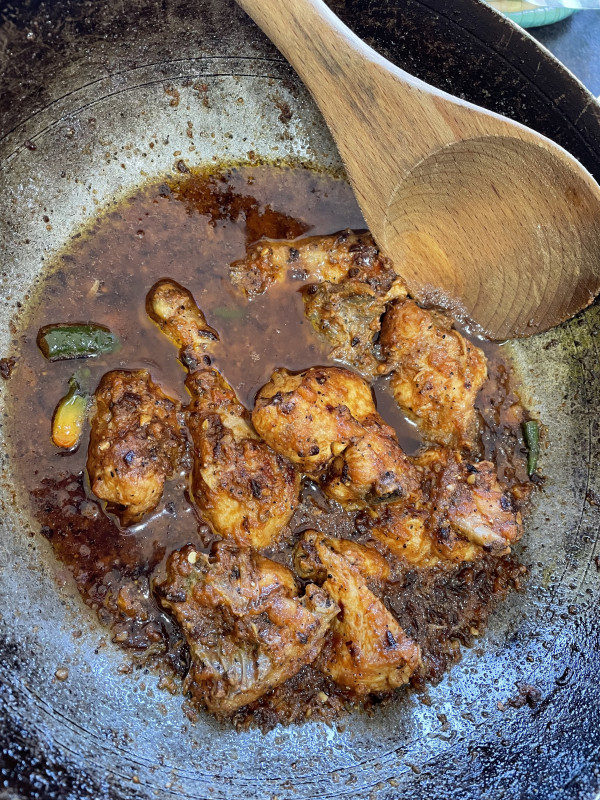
[52,375,90,449]
[522,420,540,476]
[37,323,119,361]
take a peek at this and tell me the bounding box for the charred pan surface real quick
[87,369,185,525]
[156,543,339,715]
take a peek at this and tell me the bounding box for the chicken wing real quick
[294,531,390,584]
[362,447,522,566]
[186,368,300,549]
[294,531,420,694]
[419,447,522,554]
[146,279,301,548]
[379,299,487,449]
[253,365,419,506]
[230,229,402,297]
[87,369,185,525]
[230,230,406,377]
[156,542,339,715]
[362,503,482,568]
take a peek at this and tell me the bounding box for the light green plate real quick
[487,3,578,28]
[505,7,577,27]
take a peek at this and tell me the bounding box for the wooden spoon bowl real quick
[387,135,600,335]
[235,0,600,339]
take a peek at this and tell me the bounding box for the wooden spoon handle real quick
[234,0,498,210]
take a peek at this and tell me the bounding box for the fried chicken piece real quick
[302,280,395,377]
[322,415,420,508]
[146,279,301,549]
[363,447,522,566]
[419,447,522,554]
[294,532,391,584]
[186,368,300,549]
[87,369,184,525]
[146,278,218,369]
[294,531,420,694]
[252,366,372,473]
[230,229,402,296]
[231,230,406,377]
[253,366,418,505]
[156,543,339,715]
[379,299,487,449]
[363,504,482,568]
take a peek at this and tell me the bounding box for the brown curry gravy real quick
[7,165,530,729]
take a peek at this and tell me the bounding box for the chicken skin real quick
[379,299,488,449]
[146,279,300,548]
[252,366,419,505]
[156,543,339,715]
[87,369,185,525]
[362,447,522,567]
[186,368,300,549]
[230,230,406,377]
[294,531,420,694]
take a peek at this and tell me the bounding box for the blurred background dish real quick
[487,0,577,26]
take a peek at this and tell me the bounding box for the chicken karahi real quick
[10,166,535,729]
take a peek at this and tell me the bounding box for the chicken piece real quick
[186,368,300,549]
[230,229,402,296]
[322,415,420,508]
[294,532,390,584]
[230,230,406,378]
[146,279,301,548]
[87,370,184,525]
[379,299,488,449]
[253,366,419,505]
[253,366,372,473]
[146,278,219,369]
[156,543,339,715]
[364,447,522,566]
[363,503,482,568]
[294,531,420,694]
[301,279,405,378]
[418,447,522,554]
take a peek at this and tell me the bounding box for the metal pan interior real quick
[0,1,599,798]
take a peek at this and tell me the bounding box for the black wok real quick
[1,1,600,798]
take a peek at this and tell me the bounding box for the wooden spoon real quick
[235,0,600,339]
